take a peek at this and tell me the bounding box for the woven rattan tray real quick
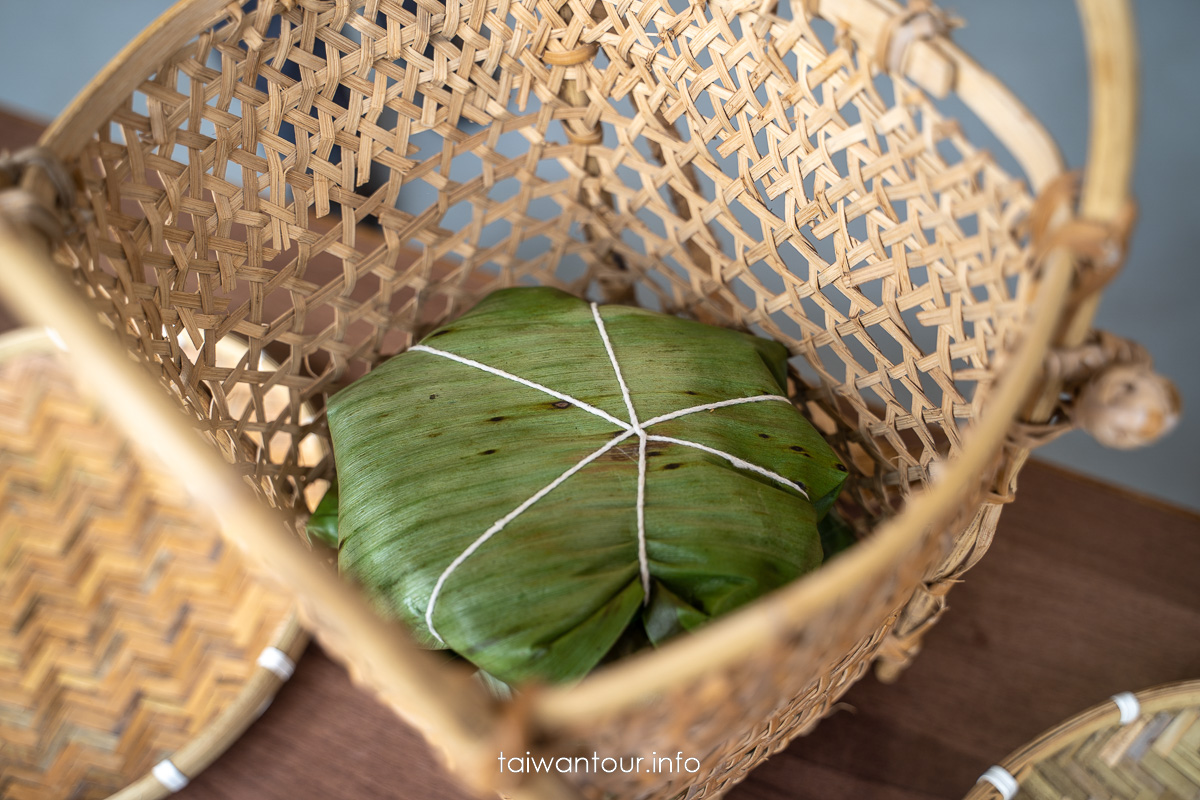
[0,328,306,800]
[967,681,1200,800]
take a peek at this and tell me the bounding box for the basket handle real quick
[1017,0,1181,449]
[877,0,1174,684]
[1076,0,1137,223]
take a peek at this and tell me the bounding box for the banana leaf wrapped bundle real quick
[314,287,848,685]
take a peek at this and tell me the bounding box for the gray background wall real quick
[1,0,1194,510]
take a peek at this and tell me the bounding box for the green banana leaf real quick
[324,287,847,684]
[306,479,339,549]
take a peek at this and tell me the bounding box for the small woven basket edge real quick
[964,680,1200,800]
[0,328,310,800]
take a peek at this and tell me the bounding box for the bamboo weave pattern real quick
[61,0,1036,519]
[967,685,1200,800]
[0,347,293,800]
[1014,712,1200,800]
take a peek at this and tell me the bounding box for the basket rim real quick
[0,327,309,800]
[40,0,1068,188]
[7,0,1135,751]
[962,679,1200,799]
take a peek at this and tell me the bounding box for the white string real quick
[641,394,793,428]
[418,306,807,639]
[426,430,635,643]
[151,760,190,792]
[410,344,632,431]
[1112,692,1140,725]
[647,435,810,499]
[635,431,650,600]
[976,766,1018,800]
[590,303,651,600]
[590,302,640,428]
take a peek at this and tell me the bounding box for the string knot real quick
[413,302,801,643]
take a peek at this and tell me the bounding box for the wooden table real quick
[3,106,1198,800]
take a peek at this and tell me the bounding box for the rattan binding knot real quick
[564,125,606,145]
[1028,171,1138,302]
[1043,328,1149,384]
[1010,330,1181,450]
[543,44,600,66]
[874,0,961,75]
[0,146,79,247]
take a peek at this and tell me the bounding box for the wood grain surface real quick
[2,107,1197,800]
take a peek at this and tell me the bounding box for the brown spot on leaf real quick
[834,463,848,472]
[551,401,571,409]
[480,449,497,455]
[489,416,506,422]
[429,394,438,400]
[664,463,683,470]
[758,433,770,439]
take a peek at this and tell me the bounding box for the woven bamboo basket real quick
[966,681,1200,800]
[0,328,307,800]
[0,0,1181,797]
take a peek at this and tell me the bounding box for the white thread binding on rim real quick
[257,646,296,681]
[420,304,807,641]
[977,766,1018,800]
[1112,691,1140,725]
[152,759,190,792]
[43,327,68,352]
